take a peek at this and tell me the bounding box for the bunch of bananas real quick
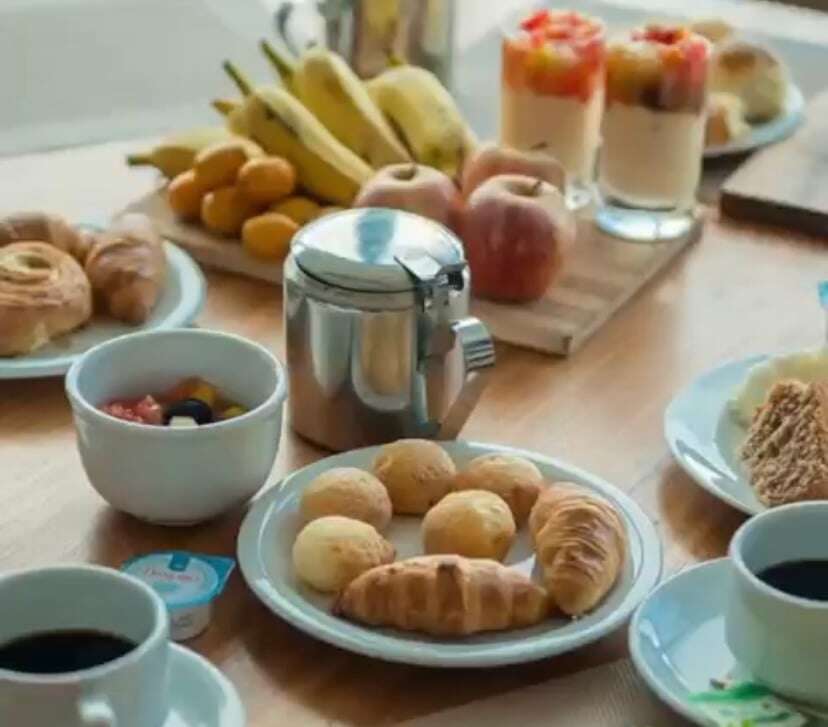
[127,41,477,253]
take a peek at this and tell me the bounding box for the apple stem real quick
[530,179,544,196]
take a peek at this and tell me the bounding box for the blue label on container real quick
[121,551,235,608]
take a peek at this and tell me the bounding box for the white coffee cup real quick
[726,501,828,707]
[0,564,170,726]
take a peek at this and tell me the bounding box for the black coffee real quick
[0,630,136,674]
[757,559,828,602]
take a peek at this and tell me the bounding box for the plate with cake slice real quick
[664,349,828,515]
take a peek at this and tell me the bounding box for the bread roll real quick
[530,486,627,617]
[334,555,549,636]
[710,40,788,121]
[372,439,456,515]
[454,454,544,524]
[292,516,395,593]
[706,92,750,146]
[301,467,392,531]
[422,490,516,561]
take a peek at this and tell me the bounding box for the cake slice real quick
[741,380,828,506]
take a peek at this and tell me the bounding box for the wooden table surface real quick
[0,132,825,724]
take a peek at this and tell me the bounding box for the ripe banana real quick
[365,65,478,178]
[222,61,372,206]
[125,127,233,178]
[260,41,410,168]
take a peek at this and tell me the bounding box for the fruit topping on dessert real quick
[606,25,710,113]
[503,10,606,102]
[101,377,246,427]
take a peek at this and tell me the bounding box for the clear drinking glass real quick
[500,9,606,210]
[596,26,711,242]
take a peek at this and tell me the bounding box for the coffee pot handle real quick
[79,696,117,726]
[437,317,495,440]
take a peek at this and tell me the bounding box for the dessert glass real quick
[596,26,710,242]
[501,9,606,209]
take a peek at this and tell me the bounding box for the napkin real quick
[402,659,693,727]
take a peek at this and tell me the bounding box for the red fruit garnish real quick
[134,396,163,426]
[521,9,551,32]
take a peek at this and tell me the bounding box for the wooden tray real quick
[126,191,701,356]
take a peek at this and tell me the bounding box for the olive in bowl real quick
[65,328,286,525]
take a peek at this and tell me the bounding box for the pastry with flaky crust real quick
[530,485,627,617]
[84,214,167,324]
[454,453,544,524]
[333,554,549,636]
[0,242,92,355]
[0,211,95,261]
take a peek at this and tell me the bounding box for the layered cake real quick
[599,25,710,210]
[741,380,828,507]
[501,10,606,186]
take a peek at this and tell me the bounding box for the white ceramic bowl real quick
[66,328,286,525]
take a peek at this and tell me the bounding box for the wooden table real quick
[0,138,825,725]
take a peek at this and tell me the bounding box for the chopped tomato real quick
[102,395,163,425]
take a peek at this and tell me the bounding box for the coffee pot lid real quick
[291,208,466,293]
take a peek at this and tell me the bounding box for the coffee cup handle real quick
[79,696,117,726]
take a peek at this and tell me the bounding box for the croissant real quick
[0,212,94,262]
[84,214,167,324]
[333,554,549,636]
[0,242,92,355]
[530,485,627,617]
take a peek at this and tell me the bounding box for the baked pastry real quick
[709,40,789,121]
[0,211,95,261]
[334,555,549,636]
[530,485,627,617]
[372,439,456,515]
[454,454,544,524]
[300,467,392,531]
[422,490,516,561]
[84,214,167,324]
[0,242,92,356]
[292,515,395,593]
[740,380,828,506]
[705,92,750,147]
[528,481,581,544]
[690,18,734,46]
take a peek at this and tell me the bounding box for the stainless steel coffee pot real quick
[284,208,494,451]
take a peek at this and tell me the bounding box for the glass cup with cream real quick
[596,25,710,242]
[501,9,606,210]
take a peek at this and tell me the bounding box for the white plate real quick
[664,355,766,516]
[0,242,205,379]
[237,440,662,668]
[165,643,245,727]
[629,558,828,726]
[704,85,804,158]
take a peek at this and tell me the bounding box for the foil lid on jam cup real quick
[122,552,235,641]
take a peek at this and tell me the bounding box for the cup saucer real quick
[629,558,828,726]
[163,644,245,726]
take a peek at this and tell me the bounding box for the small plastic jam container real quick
[122,552,235,640]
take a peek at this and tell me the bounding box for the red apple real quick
[461,142,566,198]
[460,174,575,302]
[354,163,460,229]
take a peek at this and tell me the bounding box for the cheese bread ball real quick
[454,454,544,524]
[422,490,516,562]
[292,516,395,593]
[372,439,456,515]
[300,467,392,531]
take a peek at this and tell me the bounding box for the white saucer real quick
[629,558,828,726]
[664,355,766,515]
[164,644,245,726]
[704,85,804,158]
[237,440,662,668]
[0,242,205,379]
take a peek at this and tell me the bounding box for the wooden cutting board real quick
[720,90,828,237]
[126,191,701,356]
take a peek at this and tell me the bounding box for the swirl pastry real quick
[0,211,95,262]
[0,242,92,356]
